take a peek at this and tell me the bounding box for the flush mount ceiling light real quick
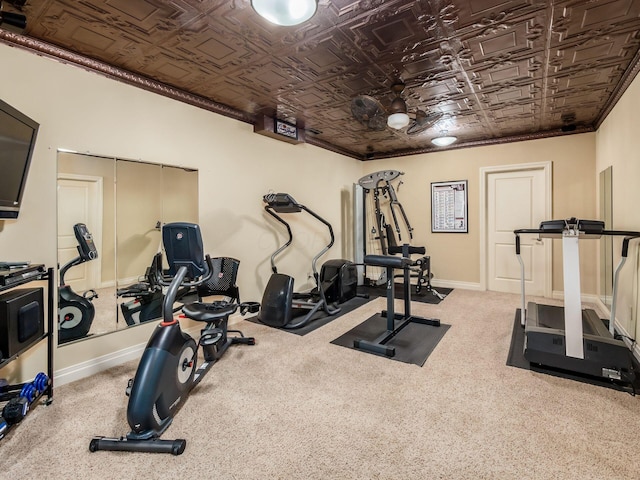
[387,83,410,130]
[251,0,317,26]
[431,131,458,147]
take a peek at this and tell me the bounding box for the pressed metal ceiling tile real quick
[2,0,639,159]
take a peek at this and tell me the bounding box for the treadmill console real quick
[539,218,604,235]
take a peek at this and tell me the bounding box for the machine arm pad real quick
[364,254,411,269]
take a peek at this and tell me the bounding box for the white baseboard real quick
[53,318,249,387]
[55,342,146,387]
[432,279,482,291]
[54,324,202,387]
[551,290,600,305]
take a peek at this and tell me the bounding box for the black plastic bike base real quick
[89,436,186,455]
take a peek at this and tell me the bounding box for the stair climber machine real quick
[515,218,640,388]
[58,223,99,343]
[90,222,258,455]
[258,193,357,329]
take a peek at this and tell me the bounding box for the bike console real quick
[74,223,98,261]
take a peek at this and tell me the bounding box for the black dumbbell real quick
[2,397,29,425]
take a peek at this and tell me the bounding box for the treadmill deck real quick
[524,302,635,383]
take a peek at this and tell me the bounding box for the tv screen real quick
[0,99,39,219]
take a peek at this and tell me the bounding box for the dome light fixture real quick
[431,131,458,147]
[387,82,410,130]
[251,0,318,26]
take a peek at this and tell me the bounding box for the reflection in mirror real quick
[599,166,613,308]
[116,162,199,327]
[57,153,116,344]
[57,152,198,345]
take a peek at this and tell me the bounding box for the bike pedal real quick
[200,331,223,346]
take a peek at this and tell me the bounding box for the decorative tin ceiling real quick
[2,0,640,159]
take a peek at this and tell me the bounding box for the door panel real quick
[57,178,100,292]
[488,168,547,295]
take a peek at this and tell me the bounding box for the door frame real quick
[479,161,552,295]
[57,173,104,289]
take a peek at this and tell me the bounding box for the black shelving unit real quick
[0,266,54,439]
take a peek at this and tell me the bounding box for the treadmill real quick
[514,218,640,385]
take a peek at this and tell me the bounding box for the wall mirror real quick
[56,152,198,345]
[599,166,613,308]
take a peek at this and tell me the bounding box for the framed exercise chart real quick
[431,180,468,233]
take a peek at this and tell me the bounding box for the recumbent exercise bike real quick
[58,223,99,343]
[90,222,258,455]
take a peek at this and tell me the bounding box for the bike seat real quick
[116,282,151,296]
[182,301,237,322]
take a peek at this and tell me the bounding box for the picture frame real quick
[431,180,468,233]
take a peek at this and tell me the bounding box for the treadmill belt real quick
[535,304,601,335]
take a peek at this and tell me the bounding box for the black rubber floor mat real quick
[358,285,452,304]
[247,294,372,336]
[331,313,450,366]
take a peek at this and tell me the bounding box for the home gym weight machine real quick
[90,222,258,455]
[356,170,444,300]
[58,223,99,343]
[515,218,639,386]
[258,193,357,329]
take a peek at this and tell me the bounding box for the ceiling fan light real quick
[387,112,410,129]
[387,95,410,129]
[431,135,457,147]
[251,0,317,26]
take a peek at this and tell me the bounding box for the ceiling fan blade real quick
[406,111,443,135]
[351,95,387,131]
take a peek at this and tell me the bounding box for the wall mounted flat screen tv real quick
[0,98,39,219]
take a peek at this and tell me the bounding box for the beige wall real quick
[361,133,597,293]
[596,72,640,346]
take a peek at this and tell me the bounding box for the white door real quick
[486,167,549,295]
[57,177,102,292]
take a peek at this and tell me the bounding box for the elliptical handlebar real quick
[299,203,335,279]
[263,192,335,279]
[264,206,293,274]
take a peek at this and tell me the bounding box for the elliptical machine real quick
[90,222,258,455]
[258,193,356,329]
[58,223,99,343]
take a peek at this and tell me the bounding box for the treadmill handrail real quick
[514,223,640,333]
[514,226,640,237]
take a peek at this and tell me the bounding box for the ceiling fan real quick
[350,82,443,135]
